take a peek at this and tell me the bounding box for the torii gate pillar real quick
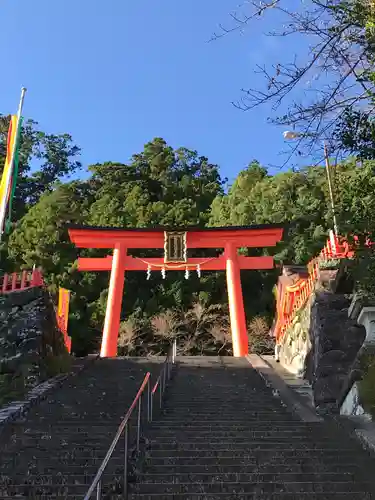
[101,244,126,357]
[226,243,248,357]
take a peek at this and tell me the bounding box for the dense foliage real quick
[1,117,375,356]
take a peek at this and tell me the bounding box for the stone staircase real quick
[1,355,375,499]
[0,357,164,499]
[129,356,375,500]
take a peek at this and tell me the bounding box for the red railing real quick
[0,268,44,294]
[274,230,354,343]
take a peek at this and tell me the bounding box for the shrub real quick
[118,318,141,355]
[248,316,275,355]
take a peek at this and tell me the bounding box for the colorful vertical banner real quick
[0,115,23,233]
[57,287,72,353]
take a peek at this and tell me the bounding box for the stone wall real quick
[278,295,312,378]
[0,287,69,406]
[279,286,366,414]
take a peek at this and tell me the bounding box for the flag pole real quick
[0,87,27,242]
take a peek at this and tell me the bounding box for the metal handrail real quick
[151,339,177,414]
[83,339,176,500]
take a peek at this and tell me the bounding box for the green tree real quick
[334,159,375,297]
[7,138,225,354]
[7,182,90,281]
[210,162,330,264]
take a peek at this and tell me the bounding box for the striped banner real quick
[0,115,23,232]
[57,288,72,352]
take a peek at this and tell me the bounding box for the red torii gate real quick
[68,224,284,358]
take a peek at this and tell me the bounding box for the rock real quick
[314,374,347,406]
[0,353,23,374]
[0,287,68,406]
[313,291,350,312]
[315,350,351,378]
[4,287,42,308]
[316,401,339,415]
[340,325,366,356]
[18,338,41,354]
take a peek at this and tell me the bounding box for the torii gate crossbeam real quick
[68,224,284,358]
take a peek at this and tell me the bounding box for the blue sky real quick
[1,0,311,184]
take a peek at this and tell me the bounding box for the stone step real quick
[14,423,122,431]
[0,457,126,470]
[162,408,289,414]
[166,393,277,399]
[0,473,116,485]
[166,395,280,400]
[150,422,312,429]
[0,494,371,500]
[159,415,299,422]
[147,441,360,451]
[162,404,286,410]
[1,452,370,471]
[131,480,375,495]
[0,484,92,495]
[161,406,295,413]
[0,449,132,462]
[0,442,126,452]
[163,394,283,400]
[15,430,120,438]
[4,472,360,488]
[146,448,370,459]
[5,435,122,446]
[14,419,138,427]
[141,463,368,474]
[135,472,360,483]
[18,415,138,424]
[128,494,371,500]
[146,431,343,440]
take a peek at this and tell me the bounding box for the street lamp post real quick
[323,142,339,236]
[283,131,339,236]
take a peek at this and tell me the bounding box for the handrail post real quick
[159,375,163,409]
[2,273,8,293]
[172,339,176,364]
[11,272,17,291]
[150,390,153,422]
[136,394,142,452]
[96,480,102,500]
[20,270,27,290]
[147,379,151,422]
[123,424,129,500]
[163,362,167,391]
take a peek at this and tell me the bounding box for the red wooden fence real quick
[0,269,44,294]
[273,231,355,344]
